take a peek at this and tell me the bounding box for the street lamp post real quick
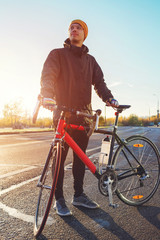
[157,99,159,124]
[153,94,159,125]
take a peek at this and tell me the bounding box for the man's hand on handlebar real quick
[40,95,56,111]
[106,98,119,108]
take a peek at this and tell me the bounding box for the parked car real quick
[148,122,154,126]
[12,122,24,129]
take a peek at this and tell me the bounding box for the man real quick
[40,19,118,216]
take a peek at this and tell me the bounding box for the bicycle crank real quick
[98,169,119,208]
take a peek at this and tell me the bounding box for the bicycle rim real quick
[34,142,61,237]
[114,135,160,206]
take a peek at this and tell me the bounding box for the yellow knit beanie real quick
[69,19,88,40]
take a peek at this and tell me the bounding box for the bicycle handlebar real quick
[33,96,101,123]
[33,99,41,124]
[32,95,131,124]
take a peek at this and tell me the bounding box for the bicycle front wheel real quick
[34,142,61,237]
[113,135,160,206]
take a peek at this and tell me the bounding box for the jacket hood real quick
[63,38,89,56]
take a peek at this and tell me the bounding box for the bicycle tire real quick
[113,135,160,206]
[34,142,61,237]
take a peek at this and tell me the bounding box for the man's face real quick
[69,23,85,46]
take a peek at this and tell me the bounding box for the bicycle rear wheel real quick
[113,135,160,206]
[34,142,61,237]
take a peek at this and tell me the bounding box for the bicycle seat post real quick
[107,110,119,168]
[113,105,131,132]
[114,110,120,130]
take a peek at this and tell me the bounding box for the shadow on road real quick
[137,205,160,230]
[62,214,99,240]
[35,205,160,240]
[63,206,135,240]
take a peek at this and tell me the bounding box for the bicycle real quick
[33,96,160,237]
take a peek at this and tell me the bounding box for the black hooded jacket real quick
[40,39,113,125]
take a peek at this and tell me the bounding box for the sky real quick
[0,0,160,120]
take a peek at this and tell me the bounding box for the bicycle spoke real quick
[114,136,160,206]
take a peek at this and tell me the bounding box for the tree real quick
[2,99,23,127]
[128,114,140,126]
[99,116,105,125]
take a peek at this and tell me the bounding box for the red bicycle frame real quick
[55,117,100,178]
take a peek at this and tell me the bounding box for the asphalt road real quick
[0,126,160,240]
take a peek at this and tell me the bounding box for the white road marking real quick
[0,201,34,223]
[86,146,100,153]
[0,146,102,194]
[0,166,37,179]
[0,163,43,167]
[92,133,104,136]
[0,128,152,226]
[0,172,56,224]
[0,163,32,167]
[88,144,118,159]
[64,146,101,169]
[0,176,40,196]
[1,139,51,148]
[0,145,102,224]
[0,201,55,225]
[89,152,100,159]
[64,163,73,170]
